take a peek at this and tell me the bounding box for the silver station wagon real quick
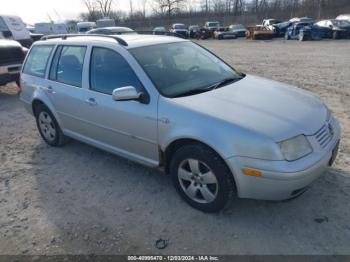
[20,34,341,212]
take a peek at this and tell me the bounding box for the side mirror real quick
[112,86,142,102]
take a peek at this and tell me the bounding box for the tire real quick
[284,32,290,40]
[333,31,339,39]
[299,32,305,41]
[34,104,66,147]
[170,144,235,213]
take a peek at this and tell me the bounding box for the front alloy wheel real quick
[178,159,218,204]
[170,144,235,212]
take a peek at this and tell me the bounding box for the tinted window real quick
[90,47,142,95]
[23,45,53,77]
[54,46,86,87]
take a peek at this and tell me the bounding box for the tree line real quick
[80,0,350,28]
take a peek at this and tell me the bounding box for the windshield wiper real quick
[173,76,244,98]
[206,77,241,91]
[173,88,209,98]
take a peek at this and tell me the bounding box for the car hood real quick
[173,75,326,142]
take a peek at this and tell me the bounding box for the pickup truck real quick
[0,39,27,86]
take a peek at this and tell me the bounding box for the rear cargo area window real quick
[23,45,53,77]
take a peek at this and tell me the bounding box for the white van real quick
[0,15,32,47]
[34,23,53,35]
[77,22,96,33]
[52,23,68,34]
[96,18,115,28]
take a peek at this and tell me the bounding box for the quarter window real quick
[90,47,142,95]
[51,46,86,87]
[23,45,53,77]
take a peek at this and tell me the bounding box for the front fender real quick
[158,97,284,161]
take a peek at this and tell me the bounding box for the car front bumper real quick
[226,122,341,201]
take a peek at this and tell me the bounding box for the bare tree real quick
[96,0,114,17]
[154,0,186,17]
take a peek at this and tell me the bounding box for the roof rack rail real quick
[40,34,128,46]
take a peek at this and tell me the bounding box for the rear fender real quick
[31,88,62,128]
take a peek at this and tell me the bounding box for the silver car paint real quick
[20,36,341,200]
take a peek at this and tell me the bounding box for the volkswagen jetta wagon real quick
[20,34,341,212]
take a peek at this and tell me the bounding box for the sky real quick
[1,0,133,25]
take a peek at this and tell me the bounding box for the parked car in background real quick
[316,19,350,39]
[170,23,189,38]
[273,21,293,36]
[87,27,137,35]
[246,26,275,40]
[214,28,237,40]
[285,22,331,41]
[189,25,200,38]
[228,24,246,37]
[20,34,341,212]
[153,26,166,35]
[259,19,282,30]
[198,27,212,39]
[336,14,350,22]
[0,15,32,47]
[0,39,27,86]
[289,17,314,23]
[96,18,115,28]
[77,22,96,33]
[204,21,222,33]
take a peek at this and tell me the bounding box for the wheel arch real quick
[31,98,63,128]
[162,138,230,175]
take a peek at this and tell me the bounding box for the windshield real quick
[79,27,91,32]
[231,24,244,30]
[333,20,350,26]
[130,42,242,98]
[0,17,9,31]
[174,24,186,29]
[208,22,220,27]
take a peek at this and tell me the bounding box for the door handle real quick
[85,98,97,106]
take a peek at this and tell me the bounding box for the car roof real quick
[37,34,188,49]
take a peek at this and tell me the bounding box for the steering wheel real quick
[188,65,200,72]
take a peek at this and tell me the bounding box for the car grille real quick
[314,121,334,148]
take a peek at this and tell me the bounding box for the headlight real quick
[279,135,312,161]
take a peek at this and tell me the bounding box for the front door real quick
[79,46,159,165]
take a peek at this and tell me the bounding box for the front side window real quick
[130,42,242,98]
[51,45,86,87]
[23,45,54,77]
[90,47,142,95]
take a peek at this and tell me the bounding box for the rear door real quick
[45,44,89,133]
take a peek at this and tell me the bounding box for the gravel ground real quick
[0,39,350,255]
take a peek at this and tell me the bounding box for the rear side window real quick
[23,45,53,77]
[89,47,142,95]
[50,45,86,87]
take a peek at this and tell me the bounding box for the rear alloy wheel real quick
[35,104,66,146]
[170,144,235,212]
